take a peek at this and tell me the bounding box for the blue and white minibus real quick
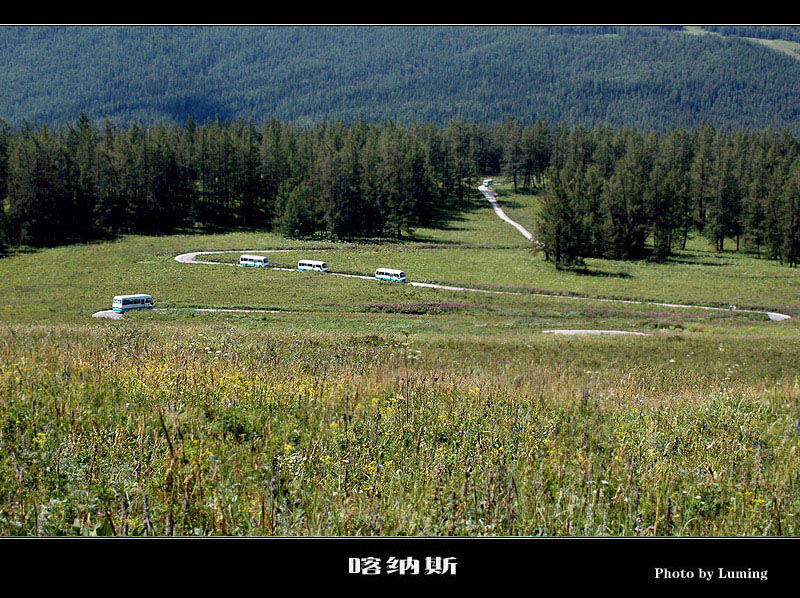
[240,255,270,267]
[375,268,407,283]
[298,260,328,272]
[112,294,154,312]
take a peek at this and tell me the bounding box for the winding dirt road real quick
[93,186,792,324]
[478,184,543,246]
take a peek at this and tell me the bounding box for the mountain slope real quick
[2,25,800,131]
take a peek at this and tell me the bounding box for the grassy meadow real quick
[1,182,800,536]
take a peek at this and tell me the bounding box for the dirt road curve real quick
[544,329,649,336]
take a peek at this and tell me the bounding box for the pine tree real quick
[0,119,9,251]
[502,120,523,193]
[278,182,317,238]
[782,159,800,268]
[7,127,72,246]
[690,124,716,235]
[743,146,769,257]
[649,129,689,259]
[704,136,740,252]
[537,166,586,269]
[601,133,650,260]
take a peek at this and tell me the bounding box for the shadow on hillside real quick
[572,268,632,279]
[175,223,273,236]
[2,246,39,257]
[664,257,730,267]
[184,193,487,246]
[0,191,490,255]
[403,195,489,243]
[488,196,527,210]
[0,232,121,258]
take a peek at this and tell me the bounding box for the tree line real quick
[0,117,798,269]
[531,124,800,268]
[0,115,501,249]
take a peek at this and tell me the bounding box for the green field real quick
[2,186,800,535]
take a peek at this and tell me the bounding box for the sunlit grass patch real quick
[2,324,800,535]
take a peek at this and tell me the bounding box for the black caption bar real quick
[0,537,792,588]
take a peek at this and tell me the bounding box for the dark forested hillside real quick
[2,26,800,132]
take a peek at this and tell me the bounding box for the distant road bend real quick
[92,185,792,324]
[478,184,543,246]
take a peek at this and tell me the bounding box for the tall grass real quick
[2,323,799,536]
